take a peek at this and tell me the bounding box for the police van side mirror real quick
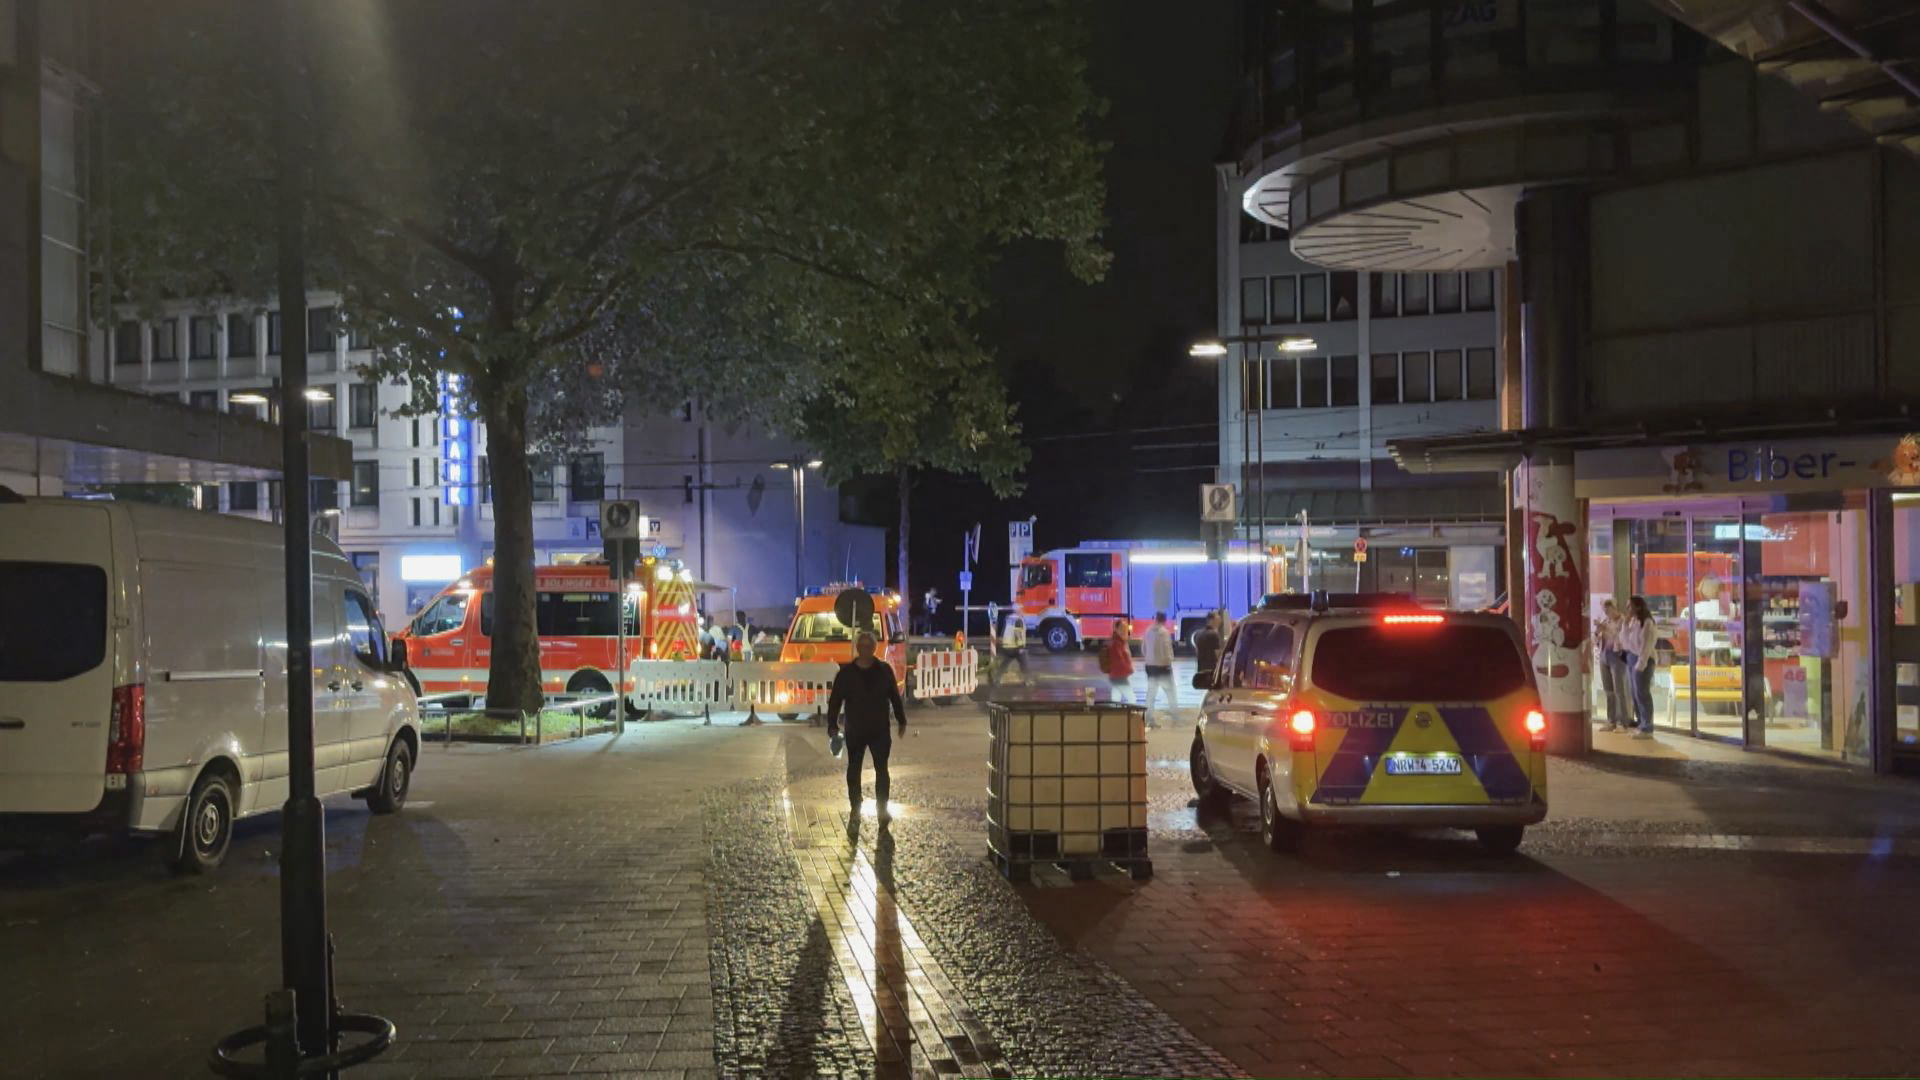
[1192,671,1213,691]
[389,636,410,672]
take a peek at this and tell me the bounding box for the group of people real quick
[1593,596,1658,738]
[989,607,1216,729]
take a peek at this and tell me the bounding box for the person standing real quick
[826,630,909,824]
[1593,599,1628,732]
[921,587,941,634]
[1100,622,1135,711]
[1620,596,1658,739]
[1142,612,1176,727]
[1193,611,1224,682]
[994,613,1030,686]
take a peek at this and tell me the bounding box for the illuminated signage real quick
[400,554,464,582]
[439,373,470,506]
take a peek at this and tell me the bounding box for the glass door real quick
[1684,516,1744,742]
[1628,517,1690,733]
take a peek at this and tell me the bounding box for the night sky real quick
[902,2,1242,618]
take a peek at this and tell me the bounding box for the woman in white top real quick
[1593,600,1629,732]
[1619,596,1658,738]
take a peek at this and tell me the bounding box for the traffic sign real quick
[958,570,973,592]
[1201,483,1236,523]
[1353,537,1368,554]
[833,587,875,631]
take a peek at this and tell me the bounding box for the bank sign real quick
[1575,434,1920,500]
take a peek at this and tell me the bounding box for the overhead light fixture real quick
[1278,337,1317,353]
[229,392,269,405]
[805,459,823,469]
[303,388,332,402]
[1188,341,1228,358]
[770,462,790,470]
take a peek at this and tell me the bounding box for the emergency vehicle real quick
[1190,592,1546,855]
[1015,540,1278,652]
[776,584,908,719]
[396,557,703,708]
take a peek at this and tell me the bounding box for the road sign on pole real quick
[1201,483,1236,523]
[1354,536,1369,564]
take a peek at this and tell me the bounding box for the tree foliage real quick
[101,0,1107,708]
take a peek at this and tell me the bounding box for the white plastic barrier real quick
[913,648,979,700]
[729,660,842,719]
[628,659,733,714]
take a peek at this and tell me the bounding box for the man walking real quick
[826,630,909,824]
[1142,611,1177,728]
[994,612,1030,686]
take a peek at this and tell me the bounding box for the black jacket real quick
[827,659,907,739]
[1193,626,1223,678]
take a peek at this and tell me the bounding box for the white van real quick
[0,492,422,873]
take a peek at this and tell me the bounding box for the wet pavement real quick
[7,670,1920,1077]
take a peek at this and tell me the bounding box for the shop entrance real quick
[1592,495,1872,762]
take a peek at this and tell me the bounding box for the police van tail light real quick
[1381,613,1446,626]
[1288,709,1317,751]
[107,684,146,774]
[1524,708,1547,749]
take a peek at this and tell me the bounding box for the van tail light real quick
[1381,613,1446,626]
[1288,708,1317,751]
[1524,708,1547,749]
[107,684,146,774]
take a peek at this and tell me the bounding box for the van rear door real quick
[0,502,118,813]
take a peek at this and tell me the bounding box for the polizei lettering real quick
[1327,710,1399,729]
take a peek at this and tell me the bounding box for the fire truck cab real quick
[1016,543,1272,653]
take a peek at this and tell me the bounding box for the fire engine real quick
[396,556,703,709]
[1015,541,1280,652]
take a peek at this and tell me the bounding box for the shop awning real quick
[1257,484,1505,525]
[1388,411,1920,475]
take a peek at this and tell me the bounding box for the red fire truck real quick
[1014,541,1275,652]
[396,557,703,707]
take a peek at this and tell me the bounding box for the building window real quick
[348,382,376,429]
[1371,353,1400,404]
[229,481,259,512]
[1467,347,1497,400]
[189,316,219,360]
[1300,274,1327,321]
[1434,349,1464,400]
[152,318,178,362]
[1466,271,1496,312]
[310,478,339,512]
[1267,355,1297,409]
[348,324,373,351]
[350,461,379,508]
[228,313,256,358]
[1402,351,1432,402]
[1239,277,1266,325]
[266,311,281,356]
[113,321,142,365]
[198,484,222,512]
[410,457,421,490]
[306,391,336,432]
[1270,276,1297,322]
[532,463,555,503]
[1433,273,1462,313]
[410,497,421,527]
[432,497,441,526]
[189,389,217,411]
[308,306,336,354]
[1369,274,1397,317]
[1401,273,1429,315]
[1330,355,1359,407]
[410,418,421,448]
[1299,356,1329,408]
[1330,272,1359,321]
[480,456,493,503]
[569,453,605,502]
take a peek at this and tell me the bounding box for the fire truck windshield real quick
[789,610,885,643]
[1021,563,1051,588]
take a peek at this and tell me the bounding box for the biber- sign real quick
[1574,435,1920,500]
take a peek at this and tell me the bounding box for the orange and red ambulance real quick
[397,558,702,707]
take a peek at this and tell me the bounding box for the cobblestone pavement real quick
[8,694,1920,1078]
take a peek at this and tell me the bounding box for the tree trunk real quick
[896,466,911,633]
[481,384,545,715]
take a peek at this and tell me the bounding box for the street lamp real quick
[772,457,823,597]
[1189,331,1317,604]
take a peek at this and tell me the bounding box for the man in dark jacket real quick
[826,630,908,823]
[1193,611,1224,682]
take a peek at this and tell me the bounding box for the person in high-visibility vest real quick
[993,614,1029,685]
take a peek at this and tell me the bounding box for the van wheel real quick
[167,771,235,875]
[1041,621,1074,653]
[1190,736,1227,805]
[568,672,614,719]
[1258,775,1300,854]
[1475,825,1525,855]
[367,740,413,815]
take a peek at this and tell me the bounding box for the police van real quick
[1190,593,1546,855]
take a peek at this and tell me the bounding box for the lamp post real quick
[771,458,823,597]
[1189,333,1316,602]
